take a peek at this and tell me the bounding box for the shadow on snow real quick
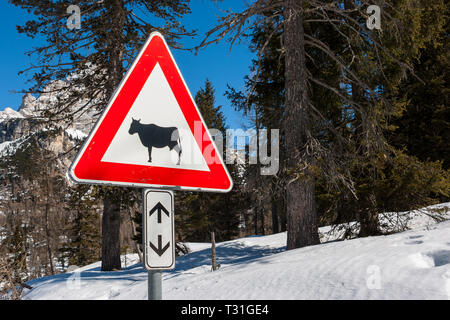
[26,240,286,289]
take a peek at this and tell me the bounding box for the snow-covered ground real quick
[22,203,450,300]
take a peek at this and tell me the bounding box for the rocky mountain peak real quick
[17,93,38,117]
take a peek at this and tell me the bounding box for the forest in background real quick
[0,0,449,298]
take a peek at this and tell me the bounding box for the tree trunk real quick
[101,197,121,271]
[358,192,381,237]
[260,206,265,235]
[271,199,279,234]
[280,197,287,232]
[44,170,54,275]
[101,0,125,271]
[44,201,54,275]
[284,0,320,250]
[127,206,143,263]
[254,207,258,235]
[211,231,218,271]
[343,0,381,237]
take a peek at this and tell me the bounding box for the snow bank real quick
[22,204,450,300]
[320,202,450,242]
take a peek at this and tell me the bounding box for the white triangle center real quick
[101,63,210,171]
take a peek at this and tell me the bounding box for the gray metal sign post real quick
[143,189,175,300]
[147,270,162,300]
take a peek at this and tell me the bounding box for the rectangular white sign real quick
[143,189,175,270]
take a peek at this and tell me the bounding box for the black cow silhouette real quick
[128,118,182,165]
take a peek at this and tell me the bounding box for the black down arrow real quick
[149,202,170,223]
[150,235,170,256]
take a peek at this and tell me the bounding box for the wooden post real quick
[211,231,218,271]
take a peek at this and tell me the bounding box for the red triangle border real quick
[69,32,233,192]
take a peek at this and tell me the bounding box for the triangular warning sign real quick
[69,32,233,192]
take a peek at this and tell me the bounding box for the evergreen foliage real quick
[388,2,449,170]
[176,80,245,242]
[223,1,450,236]
[60,185,101,267]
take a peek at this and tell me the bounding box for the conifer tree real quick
[199,0,441,243]
[61,185,101,267]
[388,2,449,170]
[10,0,193,270]
[176,80,245,243]
[0,223,29,287]
[226,17,286,235]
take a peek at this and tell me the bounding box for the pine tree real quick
[343,0,449,235]
[226,17,287,235]
[198,1,439,244]
[1,224,29,287]
[10,0,193,271]
[61,185,101,267]
[195,79,227,132]
[176,80,244,243]
[388,2,449,170]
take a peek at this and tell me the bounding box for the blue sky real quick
[0,1,254,129]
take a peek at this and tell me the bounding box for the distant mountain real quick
[0,77,100,203]
[1,80,97,139]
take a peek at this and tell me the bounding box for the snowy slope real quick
[22,203,450,300]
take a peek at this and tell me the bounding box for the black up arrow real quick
[150,235,170,256]
[149,202,170,223]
